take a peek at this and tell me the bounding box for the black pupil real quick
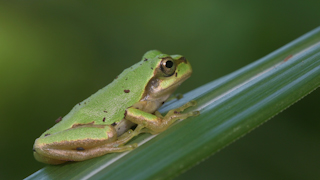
[165,61,174,68]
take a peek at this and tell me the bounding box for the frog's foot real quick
[125,100,200,134]
[108,124,144,147]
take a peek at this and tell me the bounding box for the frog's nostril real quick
[178,57,187,63]
[33,148,36,152]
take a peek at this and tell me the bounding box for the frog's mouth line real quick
[156,71,192,97]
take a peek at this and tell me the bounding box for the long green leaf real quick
[25,27,320,180]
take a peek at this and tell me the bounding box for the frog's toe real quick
[130,143,138,149]
[192,111,200,116]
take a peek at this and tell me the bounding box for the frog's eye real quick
[160,58,176,76]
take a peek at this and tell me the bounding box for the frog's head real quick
[144,50,193,100]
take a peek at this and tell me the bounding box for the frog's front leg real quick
[125,101,200,134]
[33,125,141,165]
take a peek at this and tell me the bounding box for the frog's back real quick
[43,51,163,136]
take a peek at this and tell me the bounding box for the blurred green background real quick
[1,1,319,179]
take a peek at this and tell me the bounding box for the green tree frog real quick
[33,50,199,165]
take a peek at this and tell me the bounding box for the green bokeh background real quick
[1,1,319,179]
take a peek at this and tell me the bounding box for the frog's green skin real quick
[33,50,199,165]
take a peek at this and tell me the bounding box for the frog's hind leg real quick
[33,124,143,164]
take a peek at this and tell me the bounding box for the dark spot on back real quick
[55,117,62,123]
[124,110,127,117]
[151,67,153,70]
[144,58,148,61]
[76,147,85,151]
[104,110,108,113]
[124,89,130,93]
[103,117,106,122]
[175,72,178,77]
[45,134,50,136]
[111,122,117,126]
